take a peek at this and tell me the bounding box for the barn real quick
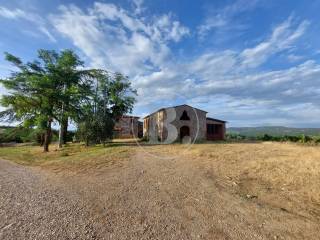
[143,104,226,142]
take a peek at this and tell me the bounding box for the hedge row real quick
[227,133,320,143]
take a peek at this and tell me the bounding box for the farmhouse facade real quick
[143,104,226,142]
[114,115,143,139]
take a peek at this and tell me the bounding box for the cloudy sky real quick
[1,0,320,127]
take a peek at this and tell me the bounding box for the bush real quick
[257,134,276,141]
[0,127,32,143]
[0,126,59,144]
[227,131,319,144]
[261,134,272,141]
[282,135,300,142]
[300,134,313,143]
[226,133,246,140]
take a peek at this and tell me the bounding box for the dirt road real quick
[0,147,319,239]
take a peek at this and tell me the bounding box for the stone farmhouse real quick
[143,104,226,142]
[114,115,143,139]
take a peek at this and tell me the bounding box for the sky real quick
[1,0,320,127]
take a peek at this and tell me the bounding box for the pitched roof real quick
[206,117,227,123]
[143,104,207,119]
[122,115,140,119]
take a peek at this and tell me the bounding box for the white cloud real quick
[197,0,260,39]
[198,15,228,38]
[189,50,238,80]
[50,3,189,76]
[132,0,145,15]
[240,17,309,68]
[152,14,190,42]
[49,2,318,126]
[287,54,304,62]
[38,26,56,42]
[0,6,25,18]
[0,63,14,73]
[131,14,319,126]
[0,6,56,42]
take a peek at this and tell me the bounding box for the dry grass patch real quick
[177,142,320,220]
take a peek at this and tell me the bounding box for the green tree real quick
[76,71,136,146]
[0,49,95,151]
[0,50,136,151]
[51,50,93,148]
[0,51,61,151]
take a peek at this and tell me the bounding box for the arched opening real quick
[180,110,190,120]
[180,126,190,141]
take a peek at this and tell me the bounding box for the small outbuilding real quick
[114,115,143,139]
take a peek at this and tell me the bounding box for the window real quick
[207,124,214,134]
[207,124,220,134]
[180,110,190,120]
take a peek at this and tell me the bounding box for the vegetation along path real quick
[1,143,320,239]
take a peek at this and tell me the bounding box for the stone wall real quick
[143,105,207,142]
[114,116,140,138]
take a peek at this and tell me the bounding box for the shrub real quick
[227,132,318,144]
[0,126,59,144]
[299,134,312,143]
[226,133,246,140]
[259,134,272,141]
[283,135,300,142]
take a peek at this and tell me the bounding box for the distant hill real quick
[227,126,320,137]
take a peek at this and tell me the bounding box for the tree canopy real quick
[0,49,136,151]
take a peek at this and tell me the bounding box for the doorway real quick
[180,126,190,141]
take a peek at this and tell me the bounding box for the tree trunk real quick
[58,123,64,149]
[58,117,68,148]
[59,84,68,148]
[39,133,45,146]
[58,103,65,149]
[43,120,52,152]
[63,118,68,144]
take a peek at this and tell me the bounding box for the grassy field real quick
[0,142,134,170]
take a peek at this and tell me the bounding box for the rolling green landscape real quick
[227,126,320,137]
[2,125,320,144]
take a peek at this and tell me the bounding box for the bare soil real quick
[0,142,319,239]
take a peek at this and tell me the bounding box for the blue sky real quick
[1,0,320,127]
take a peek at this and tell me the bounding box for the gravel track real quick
[0,149,319,239]
[0,159,100,239]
